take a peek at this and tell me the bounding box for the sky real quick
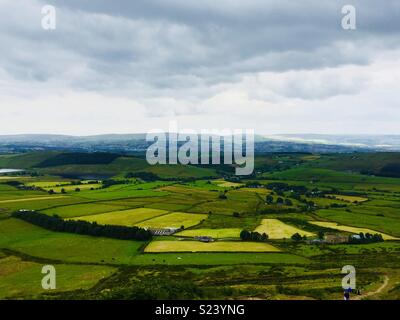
[0,0,399,135]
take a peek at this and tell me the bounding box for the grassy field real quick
[41,202,132,218]
[175,228,242,238]
[0,219,145,264]
[72,208,169,226]
[326,194,368,203]
[315,208,400,237]
[136,212,208,229]
[144,240,281,253]
[0,256,115,299]
[131,252,309,265]
[309,221,398,240]
[254,219,316,239]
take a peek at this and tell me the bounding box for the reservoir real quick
[0,169,24,174]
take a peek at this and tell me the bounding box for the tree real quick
[284,199,293,206]
[266,195,273,204]
[61,188,66,194]
[240,230,251,241]
[276,197,284,205]
[317,231,325,240]
[291,233,303,241]
[48,189,55,195]
[261,233,269,241]
[75,188,81,192]
[218,193,227,199]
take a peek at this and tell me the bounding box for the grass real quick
[308,221,398,240]
[72,208,169,226]
[0,256,115,299]
[41,202,131,218]
[326,194,368,203]
[254,219,315,239]
[175,228,242,238]
[0,219,145,264]
[315,208,400,237]
[131,253,309,265]
[136,212,208,229]
[144,240,281,253]
[0,195,68,204]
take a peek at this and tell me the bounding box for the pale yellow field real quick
[326,194,368,203]
[0,176,29,180]
[240,188,271,194]
[175,228,241,238]
[72,208,169,226]
[26,181,68,188]
[45,184,101,193]
[254,219,315,239]
[144,240,281,253]
[308,221,398,240]
[136,212,208,229]
[215,180,244,188]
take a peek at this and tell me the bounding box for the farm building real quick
[194,236,215,242]
[148,227,181,236]
[324,233,348,244]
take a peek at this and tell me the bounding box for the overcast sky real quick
[0,0,399,135]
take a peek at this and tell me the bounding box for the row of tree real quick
[12,210,152,241]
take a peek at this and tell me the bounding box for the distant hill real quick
[264,134,400,151]
[2,133,399,154]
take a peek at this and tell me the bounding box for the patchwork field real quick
[72,208,169,226]
[136,212,208,229]
[1,151,400,300]
[175,228,241,238]
[309,221,399,240]
[144,240,281,253]
[326,194,368,203]
[41,202,132,218]
[254,219,315,239]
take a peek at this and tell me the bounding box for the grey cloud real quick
[0,0,399,102]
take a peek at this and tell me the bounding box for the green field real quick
[72,208,170,226]
[0,219,145,264]
[309,221,398,240]
[0,256,115,299]
[136,212,208,229]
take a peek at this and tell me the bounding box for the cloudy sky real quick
[0,0,399,135]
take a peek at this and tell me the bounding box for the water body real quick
[0,169,24,174]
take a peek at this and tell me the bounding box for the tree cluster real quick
[348,232,384,244]
[240,230,269,242]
